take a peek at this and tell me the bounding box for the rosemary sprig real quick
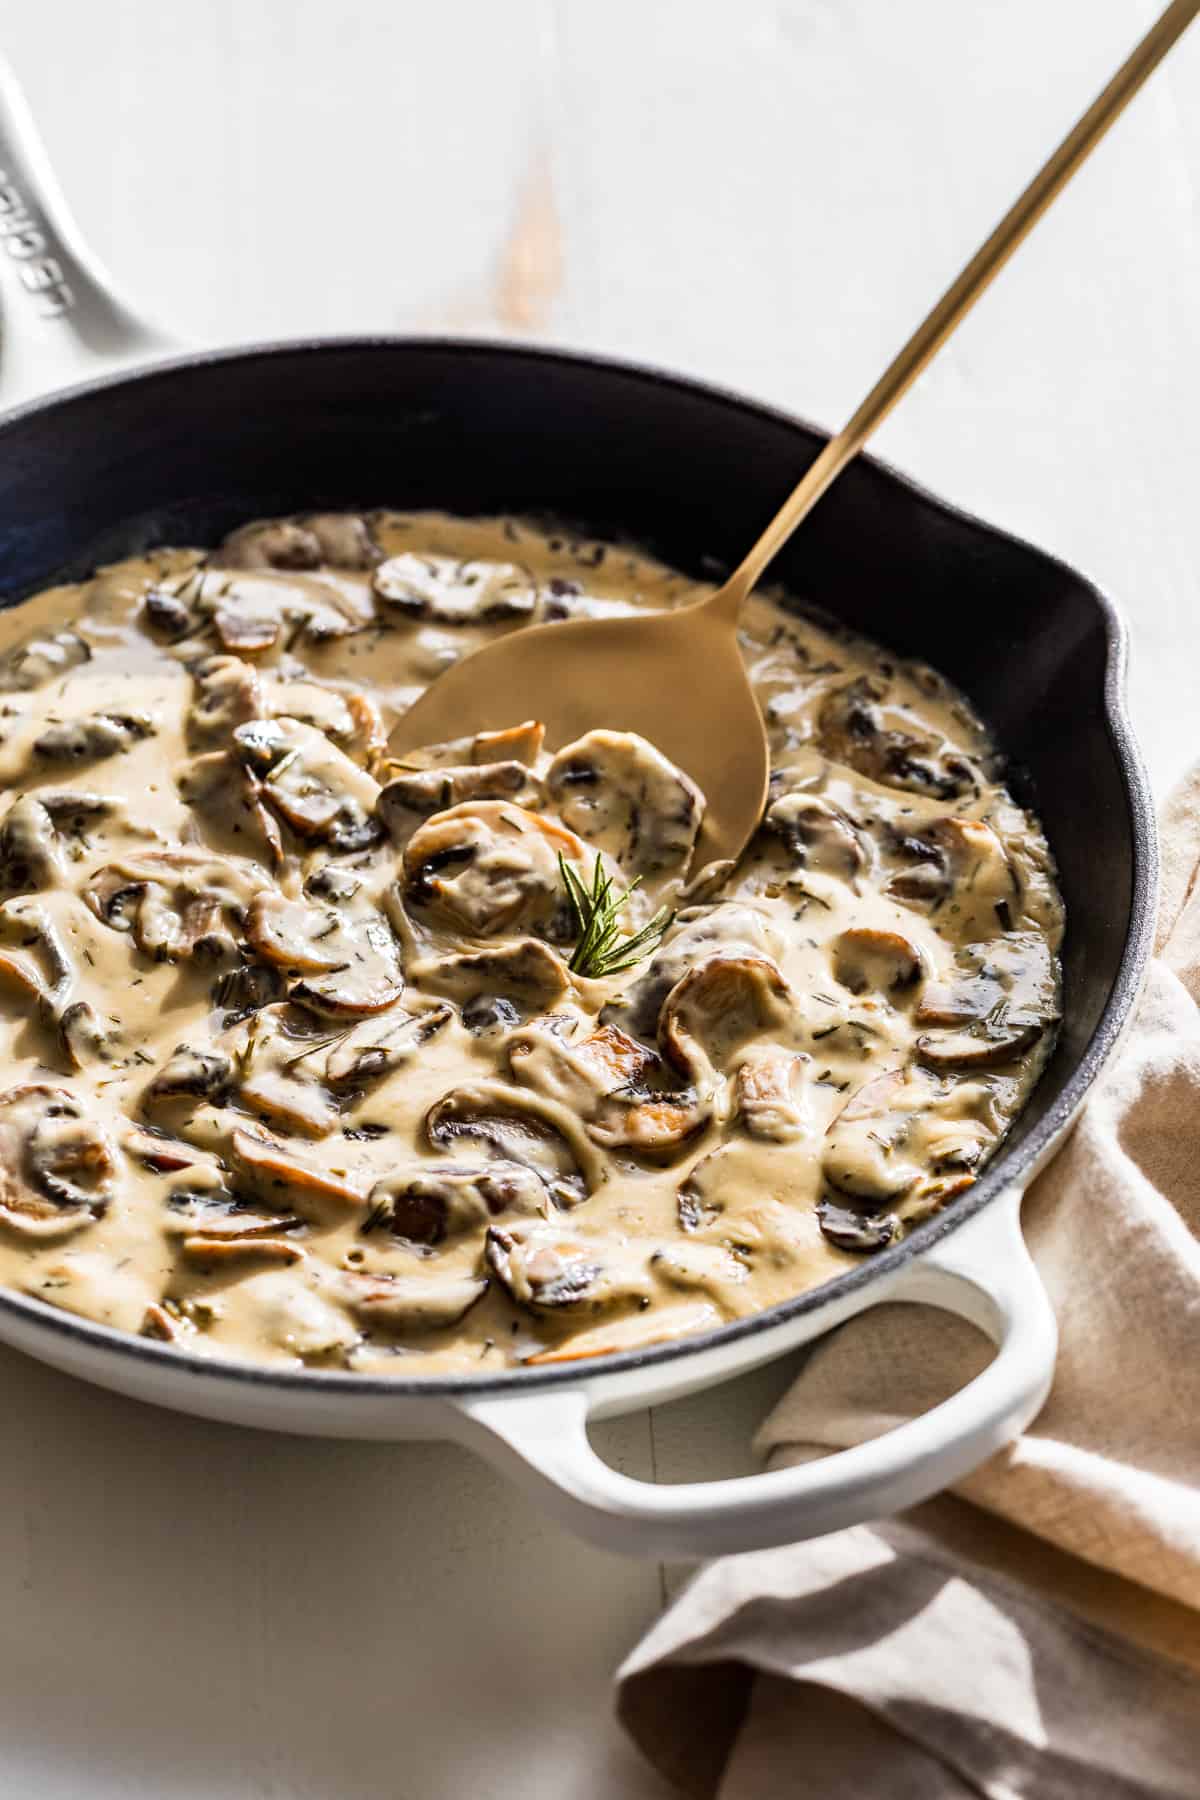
[558,853,674,981]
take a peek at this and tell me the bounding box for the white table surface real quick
[0,3,1196,1795]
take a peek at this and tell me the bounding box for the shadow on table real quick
[0,1341,674,1800]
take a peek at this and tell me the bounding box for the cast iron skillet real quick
[0,92,1156,1560]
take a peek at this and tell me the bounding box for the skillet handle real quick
[452,1187,1056,1559]
[0,57,172,399]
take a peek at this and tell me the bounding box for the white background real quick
[0,2,1196,1795]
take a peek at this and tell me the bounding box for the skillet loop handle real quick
[453,1187,1056,1559]
[0,58,171,400]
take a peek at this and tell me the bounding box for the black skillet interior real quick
[0,338,1155,1190]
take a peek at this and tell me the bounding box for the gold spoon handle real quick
[714,0,1200,616]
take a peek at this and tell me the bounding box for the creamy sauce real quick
[0,512,1063,1374]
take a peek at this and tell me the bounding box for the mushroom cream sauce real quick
[0,512,1063,1374]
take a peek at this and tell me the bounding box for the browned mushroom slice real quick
[602,902,782,1039]
[362,1161,547,1246]
[233,717,383,853]
[0,628,90,693]
[509,1019,653,1118]
[323,1003,452,1091]
[344,693,388,765]
[84,849,269,963]
[659,954,794,1082]
[764,791,866,879]
[916,1022,1043,1069]
[341,1270,488,1333]
[413,940,570,1016]
[302,512,382,570]
[177,751,283,866]
[140,1302,192,1343]
[523,1302,721,1364]
[0,791,117,894]
[486,1220,650,1314]
[0,899,114,1067]
[817,1196,900,1254]
[546,729,704,874]
[181,1234,306,1268]
[122,1123,212,1173]
[402,801,588,938]
[229,1125,366,1217]
[244,893,353,973]
[57,1001,116,1071]
[231,1005,341,1139]
[818,677,979,799]
[589,1091,708,1158]
[831,927,926,997]
[426,1080,603,1203]
[144,1045,233,1111]
[821,1066,946,1203]
[212,606,280,654]
[211,961,288,1025]
[473,721,544,766]
[507,1019,704,1158]
[291,916,404,1018]
[187,655,264,749]
[33,710,155,766]
[378,761,540,846]
[887,816,1016,935]
[219,519,323,570]
[373,553,536,624]
[0,1084,115,1240]
[733,1047,810,1142]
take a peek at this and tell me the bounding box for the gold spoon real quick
[389,0,1198,872]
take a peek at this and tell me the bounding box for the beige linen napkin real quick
[618,771,1200,1799]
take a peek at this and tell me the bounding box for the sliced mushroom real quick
[363,1161,547,1247]
[210,960,288,1025]
[818,677,979,800]
[589,1090,708,1158]
[508,1020,653,1120]
[409,939,570,1015]
[0,790,117,894]
[323,1003,452,1091]
[84,849,269,963]
[232,717,383,854]
[245,893,354,973]
[820,1064,984,1223]
[733,1047,810,1142]
[546,729,704,874]
[659,954,794,1083]
[177,751,283,866]
[306,513,381,570]
[916,1022,1043,1069]
[0,1084,115,1240]
[486,1220,650,1314]
[287,915,404,1018]
[399,720,546,770]
[402,801,587,939]
[144,1045,233,1111]
[140,1302,191,1343]
[122,1123,215,1174]
[181,1233,306,1268]
[229,1125,366,1218]
[230,1005,341,1138]
[816,1197,899,1253]
[0,629,90,694]
[601,902,782,1040]
[764,791,865,879]
[887,816,1016,936]
[33,710,155,766]
[377,761,540,847]
[340,1270,488,1334]
[373,553,536,624]
[187,655,264,749]
[220,519,323,570]
[831,926,926,997]
[425,1079,604,1203]
[0,899,114,1067]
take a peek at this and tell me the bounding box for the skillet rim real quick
[0,334,1160,1400]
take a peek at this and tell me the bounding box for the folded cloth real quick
[618,770,1200,1799]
